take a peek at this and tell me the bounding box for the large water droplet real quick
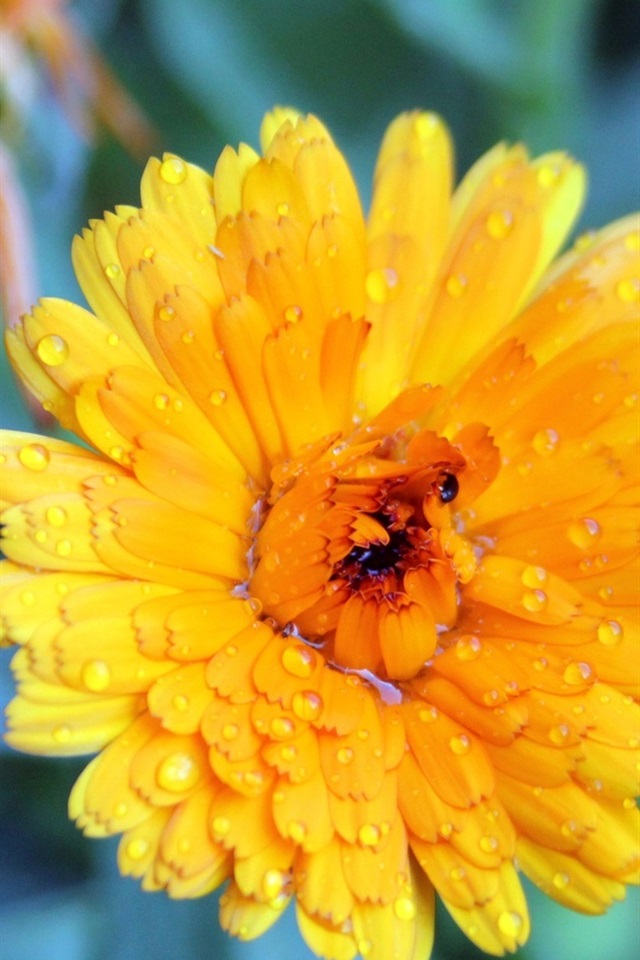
[455,635,482,660]
[393,896,416,921]
[521,565,548,589]
[568,518,602,550]
[365,267,399,304]
[522,589,548,613]
[159,157,188,185]
[281,645,315,678]
[486,209,514,240]
[616,278,639,303]
[36,334,69,366]
[156,751,200,791]
[532,428,559,456]
[46,505,67,527]
[597,619,623,646]
[563,661,593,686]
[209,389,227,406]
[449,734,471,755]
[126,838,150,861]
[81,659,112,692]
[445,273,468,298]
[498,911,524,938]
[291,689,323,721]
[262,868,285,899]
[358,823,381,846]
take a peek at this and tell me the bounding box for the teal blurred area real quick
[1,0,639,958]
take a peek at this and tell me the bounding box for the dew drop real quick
[52,725,71,743]
[81,659,112,692]
[486,209,514,240]
[419,706,439,723]
[413,112,439,140]
[281,645,315,678]
[337,747,354,765]
[552,871,571,889]
[172,694,189,712]
[212,816,230,836]
[365,267,399,303]
[563,661,593,686]
[479,835,499,853]
[597,619,623,646]
[159,156,188,185]
[154,393,170,411]
[522,589,548,612]
[262,868,285,899]
[209,389,227,406]
[616,278,639,303]
[45,505,67,527]
[157,305,175,322]
[20,590,36,606]
[143,245,155,259]
[270,717,295,739]
[288,820,307,843]
[222,723,239,741]
[568,518,602,550]
[18,443,50,471]
[283,304,303,324]
[450,866,466,881]
[358,823,381,846]
[549,723,571,745]
[455,635,482,661]
[126,838,150,861]
[439,822,454,839]
[357,939,373,957]
[532,428,559,456]
[393,896,416,921]
[291,689,323,721]
[56,539,72,557]
[243,597,262,617]
[156,751,200,791]
[276,201,290,217]
[105,263,121,280]
[36,334,69,366]
[498,911,524,938]
[521,565,548,589]
[445,273,468,298]
[536,164,561,187]
[449,734,471,755]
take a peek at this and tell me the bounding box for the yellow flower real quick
[2,108,639,960]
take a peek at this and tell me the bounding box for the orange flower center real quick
[249,385,499,682]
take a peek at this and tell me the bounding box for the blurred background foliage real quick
[0,0,639,958]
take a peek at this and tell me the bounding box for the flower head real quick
[1,108,639,959]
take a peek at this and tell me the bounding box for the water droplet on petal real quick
[616,278,639,303]
[172,694,189,711]
[455,635,483,660]
[36,334,69,366]
[358,824,381,846]
[156,751,200,791]
[18,444,50,471]
[553,871,570,889]
[288,820,307,843]
[521,565,549,589]
[597,619,623,646]
[413,112,439,140]
[81,659,111,692]
[262,868,285,898]
[270,717,295,739]
[549,723,571,745]
[222,724,239,741]
[158,305,175,322]
[209,389,227,406]
[281,645,315,678]
[212,816,230,836]
[479,835,499,853]
[56,539,72,557]
[393,897,416,921]
[45,505,67,527]
[291,689,323,721]
[126,838,150,861]
[568,518,602,549]
[450,866,466,881]
[337,747,354,765]
[105,263,121,280]
[159,157,188,185]
[52,725,71,743]
[498,911,524,938]
[486,209,514,240]
[365,267,399,303]
[449,734,471,755]
[154,393,170,411]
[563,661,593,685]
[532,428,559,456]
[522,589,547,612]
[445,273,468,298]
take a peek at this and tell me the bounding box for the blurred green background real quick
[1,1,639,958]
